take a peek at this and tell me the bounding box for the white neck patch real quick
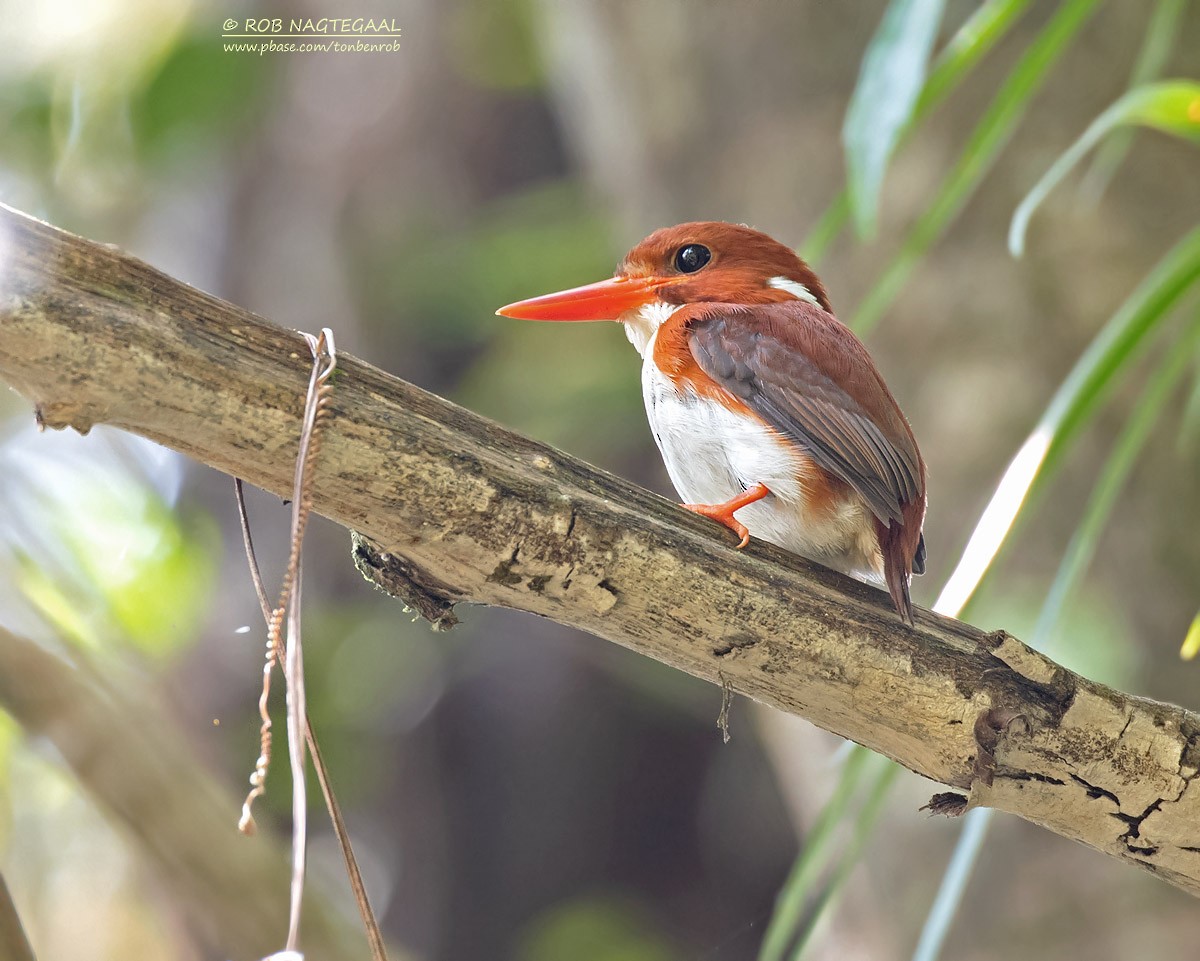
[623,300,678,357]
[768,275,821,306]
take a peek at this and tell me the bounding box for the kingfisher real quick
[497,222,926,623]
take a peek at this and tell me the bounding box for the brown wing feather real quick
[685,303,924,521]
[684,302,927,622]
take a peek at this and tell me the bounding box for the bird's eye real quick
[674,244,711,274]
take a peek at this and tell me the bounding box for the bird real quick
[497,222,927,623]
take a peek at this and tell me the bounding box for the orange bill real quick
[497,275,664,322]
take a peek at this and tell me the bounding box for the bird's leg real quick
[683,483,770,549]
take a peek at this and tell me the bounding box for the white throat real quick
[622,301,678,357]
[622,278,821,358]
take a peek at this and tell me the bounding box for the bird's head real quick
[497,221,831,354]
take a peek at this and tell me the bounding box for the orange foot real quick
[683,483,771,549]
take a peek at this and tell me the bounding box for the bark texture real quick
[3,203,1200,895]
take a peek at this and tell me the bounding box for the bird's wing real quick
[686,303,924,526]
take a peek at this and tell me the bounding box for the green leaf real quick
[1179,336,1200,453]
[1032,326,1200,651]
[913,321,1200,961]
[915,0,1034,119]
[767,227,1200,961]
[937,223,1200,615]
[1182,609,1200,661]
[1010,80,1200,256]
[909,809,993,961]
[1037,230,1200,469]
[851,0,1104,335]
[803,0,1035,263]
[787,758,900,960]
[758,746,872,961]
[843,0,948,239]
[768,9,1189,955]
[1079,0,1188,202]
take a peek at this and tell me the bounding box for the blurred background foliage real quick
[0,1,1198,959]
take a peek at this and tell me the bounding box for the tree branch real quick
[3,203,1199,895]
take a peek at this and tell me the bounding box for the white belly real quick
[640,347,881,577]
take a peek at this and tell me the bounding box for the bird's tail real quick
[875,518,921,625]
